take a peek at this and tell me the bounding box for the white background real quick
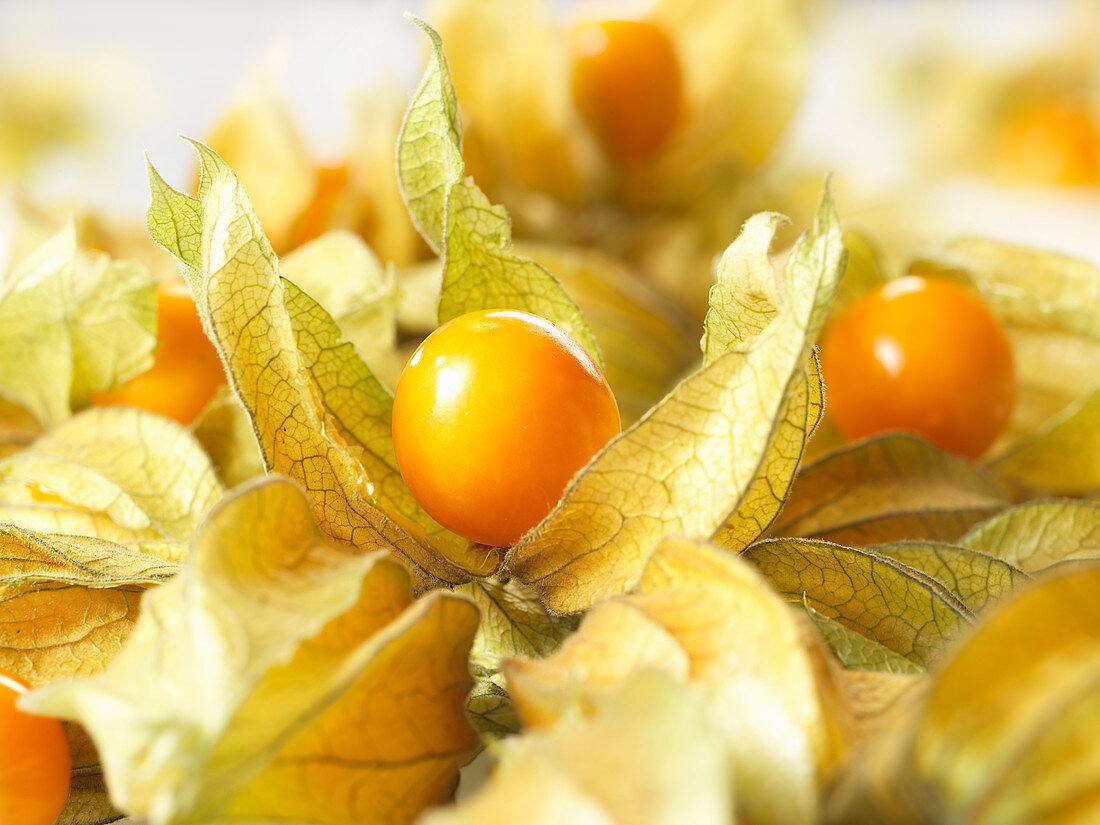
[1,0,1098,265]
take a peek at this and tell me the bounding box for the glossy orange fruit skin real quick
[392,310,621,547]
[0,669,71,825]
[90,279,225,425]
[572,19,683,165]
[820,276,1016,459]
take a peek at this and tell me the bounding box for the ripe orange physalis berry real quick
[392,309,621,547]
[998,99,1100,186]
[286,164,350,251]
[0,668,71,825]
[820,276,1016,459]
[89,279,225,425]
[571,19,683,165]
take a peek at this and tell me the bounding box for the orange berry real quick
[90,279,225,425]
[392,310,620,547]
[820,276,1016,458]
[287,164,350,251]
[0,669,71,825]
[998,99,1100,186]
[571,19,683,165]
